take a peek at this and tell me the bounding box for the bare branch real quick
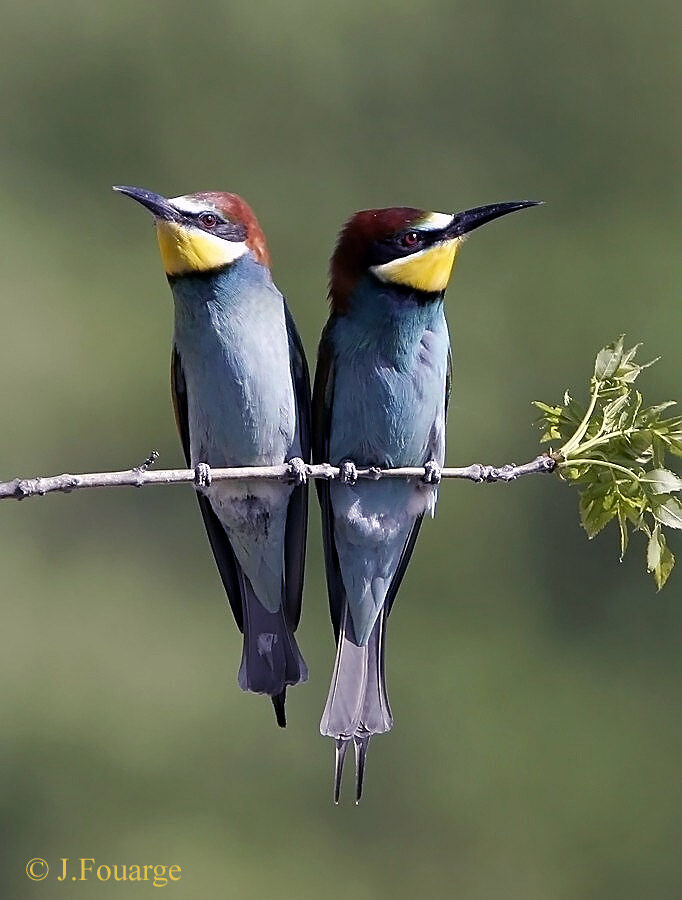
[0,453,556,502]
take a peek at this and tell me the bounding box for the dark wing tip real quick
[271,689,287,728]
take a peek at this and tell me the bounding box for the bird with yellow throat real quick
[115,186,310,727]
[313,200,541,800]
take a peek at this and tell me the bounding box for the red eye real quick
[199,213,217,228]
[402,231,420,248]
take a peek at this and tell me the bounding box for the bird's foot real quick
[494,463,518,482]
[194,462,212,491]
[287,457,308,486]
[134,449,159,474]
[471,463,518,483]
[422,460,442,485]
[340,460,358,485]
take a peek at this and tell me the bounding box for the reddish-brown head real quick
[330,208,426,313]
[113,185,270,275]
[191,192,270,267]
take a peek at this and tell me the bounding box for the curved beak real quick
[445,200,543,238]
[112,185,178,221]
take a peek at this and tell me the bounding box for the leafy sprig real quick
[534,336,682,588]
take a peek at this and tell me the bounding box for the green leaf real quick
[669,437,682,458]
[652,497,682,530]
[647,525,661,571]
[627,390,643,427]
[647,526,675,590]
[640,469,682,494]
[537,335,677,588]
[617,506,628,560]
[533,401,562,416]
[579,487,618,538]
[601,393,630,431]
[656,543,675,590]
[539,426,562,442]
[619,342,642,369]
[641,401,677,423]
[619,357,659,384]
[627,429,654,460]
[594,335,624,380]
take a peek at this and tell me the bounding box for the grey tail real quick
[320,603,392,803]
[237,575,308,727]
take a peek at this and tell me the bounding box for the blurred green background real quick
[1,1,681,897]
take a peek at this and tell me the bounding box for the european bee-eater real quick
[314,201,540,800]
[114,186,310,727]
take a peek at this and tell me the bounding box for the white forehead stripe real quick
[170,195,213,214]
[419,211,454,231]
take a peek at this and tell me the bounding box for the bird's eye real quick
[401,231,421,248]
[199,213,218,228]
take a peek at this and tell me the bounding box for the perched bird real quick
[314,201,540,801]
[114,186,310,727]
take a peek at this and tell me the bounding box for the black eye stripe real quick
[179,210,246,243]
[368,229,433,267]
[213,222,247,242]
[188,209,225,225]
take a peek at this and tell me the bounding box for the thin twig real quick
[0,453,556,502]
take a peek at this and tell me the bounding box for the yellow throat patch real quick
[371,238,461,293]
[156,221,247,276]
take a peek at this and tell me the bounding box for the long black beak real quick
[446,200,543,238]
[112,185,178,221]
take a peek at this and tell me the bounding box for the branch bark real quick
[0,452,556,501]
